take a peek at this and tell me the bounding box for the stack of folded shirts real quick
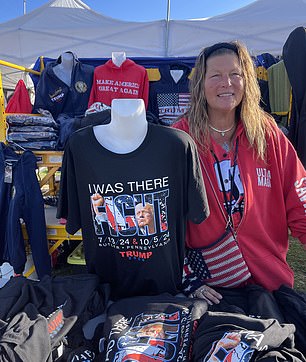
[6,113,59,150]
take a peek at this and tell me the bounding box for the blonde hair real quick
[187,40,274,160]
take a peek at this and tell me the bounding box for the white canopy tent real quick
[168,0,306,57]
[1,0,306,89]
[0,0,166,89]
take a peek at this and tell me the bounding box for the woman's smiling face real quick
[204,52,244,115]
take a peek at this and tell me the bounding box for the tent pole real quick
[165,0,171,56]
[0,71,7,142]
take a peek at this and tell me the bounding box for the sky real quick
[0,0,256,23]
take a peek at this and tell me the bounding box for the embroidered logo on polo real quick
[256,167,271,188]
[88,177,170,260]
[49,88,64,103]
[75,81,87,93]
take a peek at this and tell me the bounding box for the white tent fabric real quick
[1,0,306,89]
[0,0,166,61]
[0,0,166,89]
[168,0,306,56]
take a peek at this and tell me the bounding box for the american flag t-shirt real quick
[157,92,190,126]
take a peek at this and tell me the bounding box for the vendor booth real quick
[0,1,306,361]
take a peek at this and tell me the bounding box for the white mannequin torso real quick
[93,98,148,154]
[111,51,126,67]
[53,52,75,86]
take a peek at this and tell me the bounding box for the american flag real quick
[182,233,251,291]
[157,92,190,126]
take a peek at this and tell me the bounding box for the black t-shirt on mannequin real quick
[57,99,209,300]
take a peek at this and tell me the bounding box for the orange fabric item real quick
[5,80,32,114]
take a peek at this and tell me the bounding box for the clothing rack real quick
[0,60,82,278]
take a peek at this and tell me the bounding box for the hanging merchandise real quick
[5,79,33,114]
[88,58,149,108]
[0,142,51,278]
[33,52,94,121]
[254,53,278,81]
[267,60,291,130]
[283,26,306,168]
[148,63,192,126]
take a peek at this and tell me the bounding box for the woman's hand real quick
[190,284,223,305]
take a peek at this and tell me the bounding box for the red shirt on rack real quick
[88,59,149,109]
[6,80,32,114]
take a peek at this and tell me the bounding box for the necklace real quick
[208,123,235,137]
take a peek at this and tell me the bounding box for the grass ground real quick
[287,236,306,291]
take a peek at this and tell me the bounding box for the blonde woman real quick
[173,41,306,305]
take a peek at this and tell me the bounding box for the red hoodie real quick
[88,59,149,108]
[6,80,32,114]
[173,118,306,291]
